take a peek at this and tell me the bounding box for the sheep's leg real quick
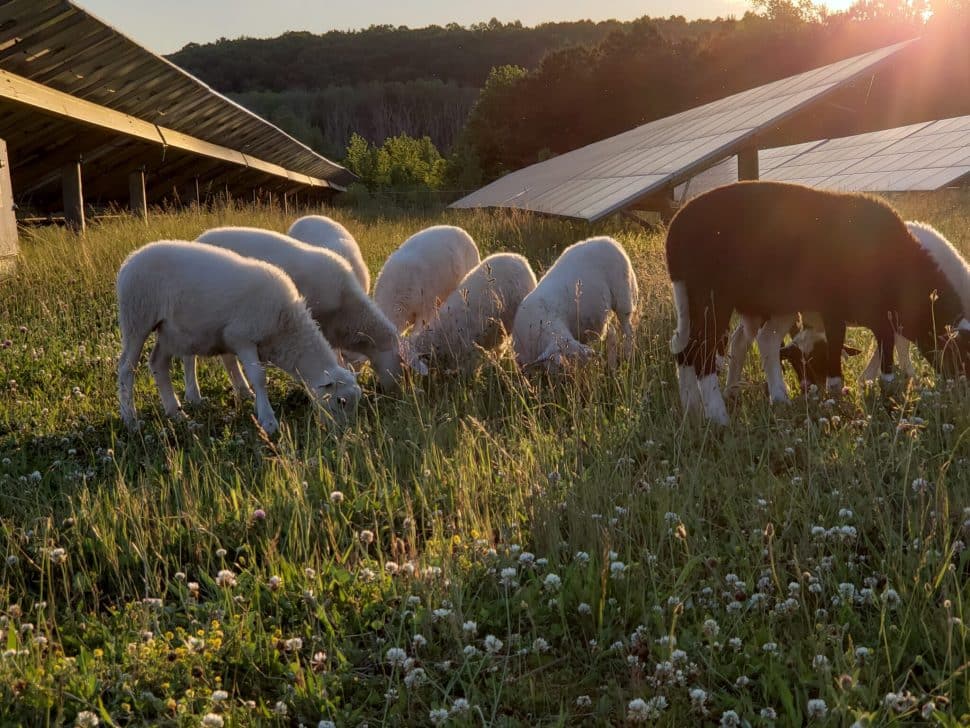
[220,354,254,400]
[861,346,881,382]
[696,301,730,425]
[235,346,278,435]
[757,314,794,404]
[148,341,184,419]
[821,316,847,392]
[118,331,147,429]
[183,356,202,404]
[875,322,897,383]
[726,317,757,396]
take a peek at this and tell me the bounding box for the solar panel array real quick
[0,0,353,188]
[451,40,914,221]
[678,114,970,201]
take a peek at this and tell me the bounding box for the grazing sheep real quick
[373,225,481,332]
[411,253,537,372]
[512,236,638,371]
[116,241,360,434]
[287,214,370,293]
[667,182,970,425]
[193,227,416,392]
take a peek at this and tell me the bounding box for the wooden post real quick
[738,147,760,181]
[0,138,17,274]
[61,161,85,233]
[282,192,288,216]
[129,168,147,221]
[186,177,201,208]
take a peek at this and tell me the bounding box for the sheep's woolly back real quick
[907,221,970,319]
[287,215,370,293]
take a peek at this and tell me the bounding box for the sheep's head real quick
[528,338,594,374]
[779,333,861,391]
[310,367,361,426]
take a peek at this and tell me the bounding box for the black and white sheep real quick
[116,241,360,434]
[667,182,970,425]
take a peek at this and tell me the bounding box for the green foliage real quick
[343,132,447,193]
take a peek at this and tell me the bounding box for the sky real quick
[79,1,855,55]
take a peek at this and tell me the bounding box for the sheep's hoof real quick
[258,416,280,436]
[184,392,204,406]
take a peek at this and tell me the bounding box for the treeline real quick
[168,17,729,91]
[463,2,970,179]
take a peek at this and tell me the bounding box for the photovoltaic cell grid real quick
[677,115,970,201]
[451,40,915,221]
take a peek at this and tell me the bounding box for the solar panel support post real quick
[186,177,201,208]
[738,147,760,181]
[129,168,147,221]
[0,138,18,274]
[61,161,85,233]
[282,192,289,216]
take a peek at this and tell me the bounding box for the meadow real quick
[1,193,969,727]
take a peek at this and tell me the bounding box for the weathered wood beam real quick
[129,168,147,220]
[61,161,84,232]
[0,138,18,271]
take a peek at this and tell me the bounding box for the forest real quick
[168,1,970,192]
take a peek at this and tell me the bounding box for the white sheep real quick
[116,241,360,434]
[373,225,481,332]
[411,253,537,372]
[512,236,638,371]
[287,214,370,293]
[193,227,418,392]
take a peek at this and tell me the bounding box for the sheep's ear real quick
[399,338,429,376]
[841,345,862,358]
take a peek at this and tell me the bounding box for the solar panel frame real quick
[451,40,916,221]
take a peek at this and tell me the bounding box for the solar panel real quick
[451,40,915,221]
[678,114,970,200]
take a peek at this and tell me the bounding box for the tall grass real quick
[0,195,968,726]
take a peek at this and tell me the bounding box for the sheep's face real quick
[779,335,861,391]
[532,338,594,374]
[311,367,361,426]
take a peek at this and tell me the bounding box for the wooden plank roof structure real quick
[0,0,353,210]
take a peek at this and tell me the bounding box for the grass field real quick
[1,193,969,727]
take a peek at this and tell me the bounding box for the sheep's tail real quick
[669,280,690,354]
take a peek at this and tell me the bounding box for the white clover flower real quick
[881,588,900,608]
[574,551,590,564]
[578,602,592,615]
[273,701,288,716]
[284,637,302,652]
[385,561,399,575]
[518,551,535,566]
[609,561,626,580]
[359,530,375,545]
[922,701,936,719]
[429,707,450,725]
[533,637,550,653]
[760,707,777,721]
[806,698,827,719]
[463,644,480,658]
[385,647,407,666]
[762,642,778,655]
[627,696,667,722]
[215,569,236,588]
[484,635,503,654]
[432,608,452,621]
[50,548,67,565]
[216,548,228,558]
[689,687,707,710]
[412,634,427,649]
[912,478,931,494]
[452,698,470,714]
[318,722,337,728]
[211,690,229,702]
[329,490,344,504]
[543,573,562,591]
[462,620,477,636]
[499,567,518,587]
[201,715,224,728]
[702,618,720,639]
[728,637,742,650]
[854,646,870,662]
[719,709,740,727]
[812,654,829,671]
[74,712,99,728]
[403,667,427,688]
[838,583,856,600]
[576,695,593,708]
[406,595,421,607]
